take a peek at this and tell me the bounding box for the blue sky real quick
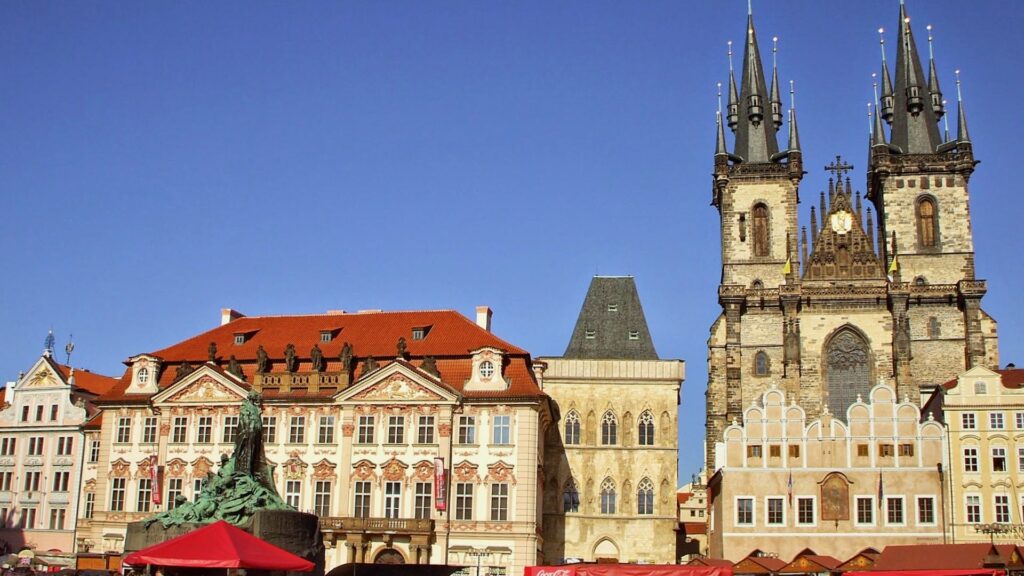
[2,1,1022,478]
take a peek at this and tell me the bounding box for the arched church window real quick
[825,328,871,420]
[751,279,764,290]
[600,478,617,514]
[752,203,770,257]
[917,197,938,247]
[754,351,770,376]
[564,411,581,445]
[636,478,655,515]
[914,276,927,286]
[637,411,655,446]
[601,411,618,445]
[563,479,580,513]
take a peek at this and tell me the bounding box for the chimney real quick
[221,308,245,326]
[475,306,492,332]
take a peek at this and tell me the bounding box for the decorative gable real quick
[337,361,458,405]
[803,178,885,282]
[152,366,248,405]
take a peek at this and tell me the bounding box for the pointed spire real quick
[872,101,888,147]
[810,206,819,245]
[716,83,729,157]
[819,191,827,227]
[788,80,800,151]
[942,99,951,141]
[801,226,809,268]
[926,24,945,118]
[727,41,739,132]
[955,69,971,143]
[769,36,783,129]
[879,28,895,124]
[733,7,780,163]
[891,1,942,153]
[855,191,863,222]
[866,207,876,252]
[828,178,835,203]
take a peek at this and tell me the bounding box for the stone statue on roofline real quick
[339,342,353,373]
[208,341,218,363]
[256,345,269,374]
[310,344,324,372]
[284,344,298,373]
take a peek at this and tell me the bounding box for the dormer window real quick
[628,331,639,341]
[585,330,596,340]
[607,304,618,312]
[412,327,428,341]
[479,361,495,379]
[138,368,149,384]
[320,331,333,343]
[234,334,246,346]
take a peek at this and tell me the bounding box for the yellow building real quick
[923,365,1024,544]
[540,277,684,564]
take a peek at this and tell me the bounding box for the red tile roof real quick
[53,363,120,397]
[680,522,707,535]
[942,368,1024,390]
[734,556,787,574]
[873,544,1005,571]
[100,310,544,403]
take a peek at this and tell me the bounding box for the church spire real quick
[769,37,783,130]
[726,42,739,132]
[733,6,780,163]
[787,80,801,152]
[926,24,945,119]
[955,69,971,144]
[878,28,895,124]
[891,0,942,153]
[716,84,729,157]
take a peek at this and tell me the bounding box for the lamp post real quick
[467,548,489,576]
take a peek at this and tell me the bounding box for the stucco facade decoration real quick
[0,353,117,565]
[80,308,552,576]
[540,277,684,565]
[708,383,946,561]
[923,366,1024,544]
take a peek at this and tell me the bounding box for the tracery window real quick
[917,197,938,247]
[636,478,654,515]
[564,411,581,445]
[601,411,618,446]
[563,479,580,513]
[752,203,770,257]
[637,411,655,446]
[600,478,616,514]
[825,328,871,421]
[754,351,770,376]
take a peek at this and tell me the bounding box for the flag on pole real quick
[782,257,792,275]
[787,470,793,507]
[877,471,884,509]
[887,255,898,275]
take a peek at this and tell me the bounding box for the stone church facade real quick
[706,1,999,473]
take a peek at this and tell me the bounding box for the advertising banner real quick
[150,454,162,505]
[434,457,447,511]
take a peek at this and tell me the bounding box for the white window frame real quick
[965,494,983,524]
[855,496,876,526]
[417,415,435,444]
[262,416,277,444]
[89,440,100,463]
[384,481,402,519]
[313,480,332,517]
[142,416,158,444]
[1016,412,1024,429]
[387,416,405,445]
[458,416,476,445]
[964,447,979,472]
[357,416,375,444]
[318,415,335,444]
[116,417,132,444]
[196,416,213,444]
[990,412,1005,430]
[995,494,1012,524]
[993,446,1008,472]
[490,483,509,521]
[735,496,755,526]
[796,495,816,527]
[285,480,302,509]
[885,496,906,526]
[916,495,937,526]
[223,415,240,444]
[171,416,188,444]
[765,496,785,526]
[353,481,371,518]
[491,414,511,445]
[962,412,976,430]
[288,416,306,444]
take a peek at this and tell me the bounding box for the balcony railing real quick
[320,516,433,534]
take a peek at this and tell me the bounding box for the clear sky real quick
[2,1,1022,479]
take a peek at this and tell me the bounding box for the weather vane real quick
[65,335,75,365]
[44,329,55,357]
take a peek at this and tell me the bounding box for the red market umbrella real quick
[123,520,314,572]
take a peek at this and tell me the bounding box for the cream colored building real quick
[709,383,946,561]
[78,308,553,576]
[540,277,684,564]
[676,469,709,562]
[923,365,1024,544]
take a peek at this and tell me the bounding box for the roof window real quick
[628,331,640,341]
[607,304,618,312]
[412,326,431,341]
[585,330,596,340]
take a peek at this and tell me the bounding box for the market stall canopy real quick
[123,520,314,572]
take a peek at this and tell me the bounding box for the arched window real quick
[637,411,655,446]
[600,478,616,514]
[601,411,618,445]
[914,276,928,286]
[917,197,938,248]
[752,203,770,257]
[564,411,581,445]
[754,351,770,376]
[636,478,655,515]
[563,479,580,513]
[751,279,764,290]
[138,368,149,384]
[825,328,871,421]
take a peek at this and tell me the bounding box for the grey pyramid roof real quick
[563,276,659,360]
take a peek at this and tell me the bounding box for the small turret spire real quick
[801,226,809,267]
[819,191,826,228]
[770,37,783,129]
[727,42,739,132]
[955,69,971,143]
[866,207,876,252]
[942,99,951,141]
[879,28,895,124]
[810,206,818,245]
[926,24,945,118]
[716,84,729,157]
[788,80,801,151]
[733,8,780,163]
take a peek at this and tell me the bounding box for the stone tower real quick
[705,2,999,472]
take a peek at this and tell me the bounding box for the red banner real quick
[434,457,447,511]
[150,455,162,505]
[524,567,732,576]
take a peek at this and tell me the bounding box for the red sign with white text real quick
[434,457,447,511]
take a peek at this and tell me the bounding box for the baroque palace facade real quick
[76,307,553,575]
[706,0,999,560]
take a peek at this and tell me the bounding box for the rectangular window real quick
[991,412,1005,429]
[417,416,435,444]
[769,445,781,458]
[458,416,476,445]
[223,416,239,444]
[21,406,28,422]
[736,498,754,525]
[318,416,335,444]
[172,417,188,444]
[886,497,905,525]
[1016,412,1024,429]
[314,481,332,517]
[412,328,426,340]
[797,497,814,525]
[110,478,126,511]
[490,483,509,521]
[52,471,70,492]
[117,417,132,444]
[995,495,1011,523]
[962,413,976,429]
[285,480,301,509]
[84,493,95,519]
[607,304,618,312]
[857,444,869,457]
[49,508,66,530]
[289,416,306,444]
[879,444,895,457]
[856,497,874,525]
[492,415,511,445]
[387,416,405,445]
[917,496,936,525]
[1019,448,1024,473]
[966,495,982,523]
[142,417,158,444]
[50,405,58,421]
[195,416,212,443]
[353,481,371,518]
[357,416,375,444]
[0,472,12,491]
[320,331,332,343]
[89,439,100,463]
[585,330,596,340]
[35,405,43,421]
[899,443,914,457]
[789,445,801,458]
[747,445,762,458]
[0,438,14,456]
[993,447,1008,472]
[384,481,401,519]
[167,478,183,509]
[28,437,43,456]
[19,508,36,529]
[262,416,277,444]
[193,478,206,501]
[628,331,639,340]
[414,482,432,519]
[964,448,979,472]
[766,497,784,525]
[137,478,152,512]
[56,436,73,456]
[455,483,473,520]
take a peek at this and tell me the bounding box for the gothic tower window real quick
[825,328,872,420]
[563,479,579,513]
[564,411,581,445]
[601,411,618,445]
[754,351,770,377]
[917,197,938,248]
[600,478,617,514]
[928,317,941,339]
[637,411,655,446]
[636,478,654,515]
[752,203,770,257]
